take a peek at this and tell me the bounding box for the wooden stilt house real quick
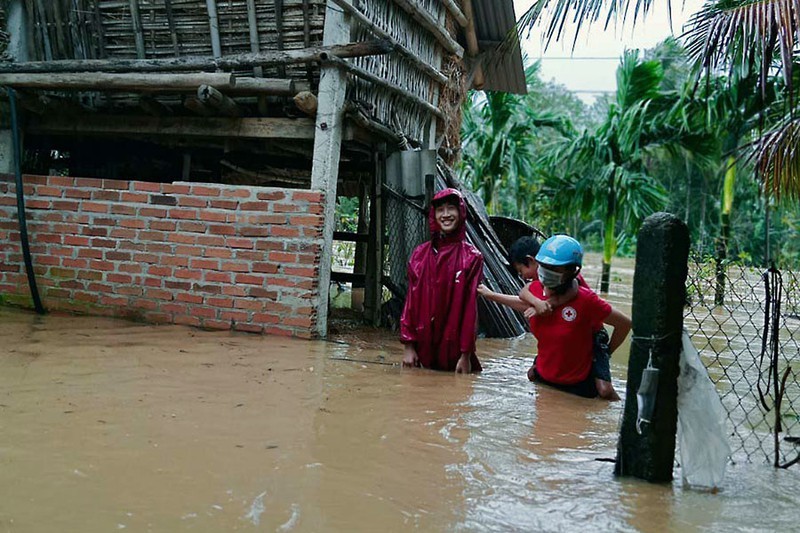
[0,0,525,338]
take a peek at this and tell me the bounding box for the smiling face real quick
[434,201,461,234]
[513,257,539,281]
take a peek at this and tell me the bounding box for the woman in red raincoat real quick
[400,188,483,373]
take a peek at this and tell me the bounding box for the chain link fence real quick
[685,256,800,466]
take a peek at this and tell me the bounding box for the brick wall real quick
[0,175,326,338]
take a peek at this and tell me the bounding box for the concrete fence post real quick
[615,212,689,482]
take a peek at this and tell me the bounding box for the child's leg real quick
[593,329,620,401]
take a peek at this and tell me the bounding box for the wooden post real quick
[206,0,222,58]
[365,149,386,326]
[310,3,350,338]
[0,72,237,91]
[129,0,146,59]
[461,0,484,90]
[352,178,369,313]
[615,212,690,483]
[197,84,240,116]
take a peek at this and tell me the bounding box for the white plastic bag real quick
[677,331,731,490]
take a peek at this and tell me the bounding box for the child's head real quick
[509,236,540,281]
[431,191,462,235]
[535,235,583,294]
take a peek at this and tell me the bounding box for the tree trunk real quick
[714,156,736,306]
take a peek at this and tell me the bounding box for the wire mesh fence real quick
[685,256,800,466]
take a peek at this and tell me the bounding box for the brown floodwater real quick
[3,255,800,531]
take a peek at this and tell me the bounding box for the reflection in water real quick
[2,306,800,532]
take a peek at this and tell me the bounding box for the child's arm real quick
[478,283,530,313]
[518,283,552,316]
[604,308,632,354]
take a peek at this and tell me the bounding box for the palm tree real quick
[542,50,710,293]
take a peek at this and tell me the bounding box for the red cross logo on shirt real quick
[562,306,577,322]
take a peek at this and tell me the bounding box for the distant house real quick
[0,0,524,338]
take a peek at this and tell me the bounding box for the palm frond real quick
[748,115,800,200]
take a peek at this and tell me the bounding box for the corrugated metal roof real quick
[471,0,527,94]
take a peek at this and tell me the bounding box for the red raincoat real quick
[399,188,483,372]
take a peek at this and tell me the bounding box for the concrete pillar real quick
[310,4,350,337]
[0,130,13,174]
[615,212,690,483]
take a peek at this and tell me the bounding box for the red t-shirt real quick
[528,281,612,385]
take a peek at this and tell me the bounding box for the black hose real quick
[7,87,45,314]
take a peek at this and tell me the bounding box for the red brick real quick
[297,254,318,264]
[234,251,262,261]
[49,176,74,187]
[65,189,92,199]
[203,248,232,259]
[210,200,238,210]
[75,177,102,188]
[82,202,109,213]
[107,273,133,284]
[100,295,128,307]
[269,252,296,263]
[133,181,162,192]
[302,227,323,238]
[222,285,248,297]
[165,280,192,290]
[133,253,159,264]
[111,205,137,216]
[233,323,263,333]
[239,226,270,237]
[221,188,251,198]
[199,211,229,223]
[173,315,201,327]
[169,209,197,220]
[177,196,207,208]
[200,320,231,330]
[38,234,62,244]
[63,235,90,247]
[248,287,279,299]
[74,291,99,303]
[255,240,285,251]
[209,224,236,236]
[264,301,292,314]
[114,236,141,247]
[256,191,285,201]
[204,271,231,283]
[82,227,108,237]
[177,293,204,304]
[191,283,222,294]
[45,288,70,299]
[37,255,60,266]
[253,313,281,324]
[226,237,254,249]
[26,199,51,210]
[234,273,264,285]
[145,288,173,300]
[292,191,324,203]
[308,204,324,215]
[270,226,300,238]
[139,207,168,218]
[149,220,176,231]
[168,233,196,245]
[220,311,248,322]
[272,203,300,213]
[264,326,294,337]
[102,179,130,190]
[197,235,226,247]
[106,251,131,261]
[89,260,115,271]
[148,266,172,277]
[121,192,148,203]
[62,258,88,269]
[175,245,203,256]
[37,186,63,197]
[220,261,249,272]
[132,299,158,310]
[92,190,120,202]
[115,286,143,296]
[253,262,279,274]
[162,256,189,267]
[146,243,171,254]
[78,248,104,259]
[283,316,313,328]
[189,306,216,318]
[239,202,269,211]
[174,268,202,280]
[143,277,163,287]
[191,185,222,197]
[120,219,146,229]
[93,217,117,227]
[138,231,167,242]
[234,299,263,311]
[91,238,116,248]
[59,279,84,290]
[290,215,323,227]
[162,183,191,195]
[206,296,234,308]
[190,258,219,270]
[284,266,316,277]
[117,263,142,274]
[177,221,206,233]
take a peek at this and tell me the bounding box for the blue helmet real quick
[535,235,583,267]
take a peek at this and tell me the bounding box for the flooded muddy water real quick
[3,255,800,532]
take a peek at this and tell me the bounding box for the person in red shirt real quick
[479,235,630,399]
[399,188,483,374]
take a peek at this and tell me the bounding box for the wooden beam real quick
[129,0,146,59]
[138,96,174,117]
[223,77,295,95]
[323,54,444,119]
[442,0,467,27]
[462,0,484,89]
[164,0,180,56]
[205,0,222,58]
[27,115,316,140]
[329,0,447,85]
[197,85,240,117]
[0,41,393,73]
[0,72,236,91]
[311,3,350,338]
[390,0,463,57]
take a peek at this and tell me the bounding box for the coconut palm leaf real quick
[748,115,800,199]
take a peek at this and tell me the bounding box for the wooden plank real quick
[223,77,295,95]
[91,0,106,59]
[311,2,350,337]
[0,72,236,91]
[0,41,393,73]
[129,0,146,59]
[390,0,463,57]
[197,85,240,117]
[275,0,286,78]
[27,115,316,140]
[462,0,484,89]
[164,0,180,56]
[329,0,447,85]
[205,0,222,58]
[33,0,53,61]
